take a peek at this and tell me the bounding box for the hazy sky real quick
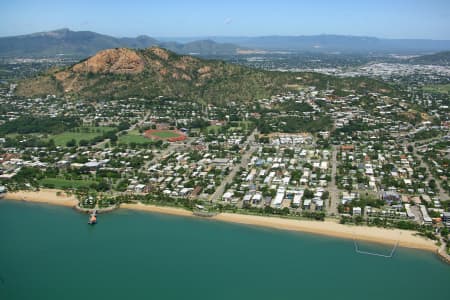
[1,0,450,39]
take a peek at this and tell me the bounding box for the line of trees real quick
[0,116,80,134]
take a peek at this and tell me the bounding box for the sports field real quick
[118,130,152,144]
[144,129,186,142]
[151,131,181,138]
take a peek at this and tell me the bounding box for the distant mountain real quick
[0,29,243,58]
[16,47,395,104]
[209,35,450,54]
[408,51,450,65]
[4,29,449,58]
[0,29,158,57]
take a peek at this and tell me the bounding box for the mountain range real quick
[0,29,244,58]
[1,29,450,58]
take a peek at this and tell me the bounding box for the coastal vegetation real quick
[40,178,96,189]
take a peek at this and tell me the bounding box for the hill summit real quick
[16,46,395,104]
[72,48,146,74]
[16,46,292,102]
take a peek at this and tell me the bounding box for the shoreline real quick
[121,202,195,217]
[122,203,436,252]
[3,192,438,253]
[5,189,78,207]
[213,213,437,252]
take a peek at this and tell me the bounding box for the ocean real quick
[0,200,449,300]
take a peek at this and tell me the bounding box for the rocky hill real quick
[16,47,397,104]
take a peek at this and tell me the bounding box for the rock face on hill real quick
[64,47,211,84]
[72,48,146,74]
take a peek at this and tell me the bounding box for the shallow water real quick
[0,200,449,300]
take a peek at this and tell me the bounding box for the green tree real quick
[66,139,77,147]
[321,191,330,200]
[303,189,314,200]
[428,179,437,190]
[79,139,89,147]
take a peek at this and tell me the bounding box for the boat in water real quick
[88,210,97,225]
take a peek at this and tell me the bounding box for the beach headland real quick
[3,191,439,254]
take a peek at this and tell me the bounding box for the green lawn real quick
[423,84,450,94]
[206,125,221,134]
[207,121,253,133]
[5,133,20,139]
[229,121,253,132]
[151,130,181,138]
[47,126,116,146]
[118,130,152,144]
[40,178,96,189]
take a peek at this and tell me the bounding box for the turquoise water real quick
[0,200,449,300]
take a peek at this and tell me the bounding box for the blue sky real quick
[1,0,450,39]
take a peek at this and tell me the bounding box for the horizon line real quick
[2,28,450,41]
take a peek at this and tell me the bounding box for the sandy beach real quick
[5,189,78,207]
[214,213,437,251]
[121,202,194,217]
[4,193,437,252]
[122,202,437,252]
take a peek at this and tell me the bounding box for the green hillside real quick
[16,47,398,104]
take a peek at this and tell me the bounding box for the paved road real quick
[402,138,449,201]
[209,129,258,202]
[327,146,340,215]
[413,149,448,201]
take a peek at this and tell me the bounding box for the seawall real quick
[73,204,119,214]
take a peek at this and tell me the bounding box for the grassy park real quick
[118,130,153,144]
[46,126,116,146]
[40,178,96,189]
